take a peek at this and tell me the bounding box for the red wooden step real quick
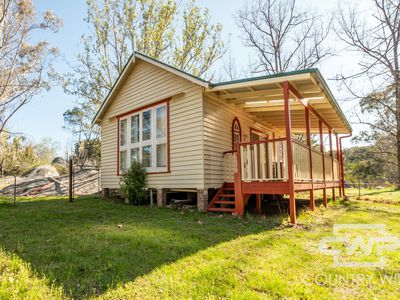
[222,187,234,191]
[214,200,235,205]
[208,207,235,212]
[206,182,236,213]
[219,194,235,198]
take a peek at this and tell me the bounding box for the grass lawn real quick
[0,190,400,299]
[346,187,400,204]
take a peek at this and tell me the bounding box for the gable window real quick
[232,117,241,150]
[118,101,169,174]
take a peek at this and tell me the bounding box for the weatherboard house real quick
[93,52,352,224]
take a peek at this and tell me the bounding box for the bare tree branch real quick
[0,0,61,135]
[237,0,332,74]
[335,0,400,187]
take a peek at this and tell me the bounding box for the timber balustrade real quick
[238,138,288,182]
[223,151,237,182]
[292,140,311,181]
[311,148,324,181]
[223,138,340,184]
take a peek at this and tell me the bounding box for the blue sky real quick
[9,0,366,152]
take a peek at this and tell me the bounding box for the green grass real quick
[345,187,400,204]
[0,196,276,299]
[0,190,400,299]
[0,251,64,299]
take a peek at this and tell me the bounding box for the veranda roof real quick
[206,69,351,134]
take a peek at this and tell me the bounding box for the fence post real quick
[97,167,100,194]
[13,174,16,205]
[69,159,73,203]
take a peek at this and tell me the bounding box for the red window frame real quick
[116,98,171,176]
[232,117,242,150]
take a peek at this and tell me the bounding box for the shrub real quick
[120,160,147,205]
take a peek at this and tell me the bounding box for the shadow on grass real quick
[0,196,281,299]
[265,196,335,216]
[353,188,398,197]
[348,202,400,216]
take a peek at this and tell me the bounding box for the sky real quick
[8,0,370,153]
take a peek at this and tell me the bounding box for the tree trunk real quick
[396,84,400,190]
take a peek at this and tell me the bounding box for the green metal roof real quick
[211,68,319,87]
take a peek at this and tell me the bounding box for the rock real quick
[0,167,100,197]
[52,157,66,165]
[23,165,59,179]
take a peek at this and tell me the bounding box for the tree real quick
[73,139,101,169]
[63,0,226,155]
[0,132,36,175]
[237,0,332,74]
[63,106,98,149]
[219,51,248,82]
[0,0,62,134]
[172,1,226,78]
[0,134,62,175]
[34,137,59,164]
[343,145,388,187]
[336,0,400,189]
[354,87,398,183]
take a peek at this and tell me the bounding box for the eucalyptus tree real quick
[336,0,400,188]
[0,0,61,134]
[63,0,227,163]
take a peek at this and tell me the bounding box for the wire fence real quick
[0,164,101,203]
[345,181,392,189]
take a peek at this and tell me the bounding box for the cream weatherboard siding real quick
[100,59,204,190]
[202,95,275,189]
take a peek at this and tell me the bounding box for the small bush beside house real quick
[120,161,147,205]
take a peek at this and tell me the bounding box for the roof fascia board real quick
[92,54,136,124]
[207,73,311,92]
[312,71,352,133]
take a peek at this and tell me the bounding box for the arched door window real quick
[232,117,241,150]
